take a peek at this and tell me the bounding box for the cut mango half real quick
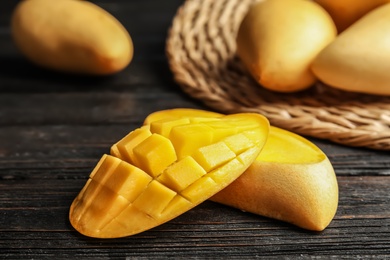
[144,108,339,231]
[212,127,338,231]
[69,112,269,238]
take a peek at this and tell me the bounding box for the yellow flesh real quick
[69,113,269,238]
[258,127,325,164]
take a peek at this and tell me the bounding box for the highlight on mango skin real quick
[69,112,269,238]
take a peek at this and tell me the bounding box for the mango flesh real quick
[11,0,133,75]
[69,113,269,238]
[314,0,390,33]
[311,3,390,96]
[236,0,336,92]
[144,108,222,125]
[145,109,339,231]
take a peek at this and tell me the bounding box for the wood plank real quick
[0,176,389,258]
[1,125,388,176]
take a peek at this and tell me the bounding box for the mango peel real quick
[69,112,269,238]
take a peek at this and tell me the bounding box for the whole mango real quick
[236,0,336,92]
[11,0,133,75]
[314,0,390,33]
[311,3,390,96]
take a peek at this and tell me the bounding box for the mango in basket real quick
[236,0,336,92]
[11,0,133,75]
[314,0,390,33]
[146,109,338,231]
[69,113,269,238]
[311,3,390,96]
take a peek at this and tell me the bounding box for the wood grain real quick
[0,0,389,258]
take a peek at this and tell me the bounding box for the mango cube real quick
[132,134,177,177]
[150,117,190,137]
[158,156,207,192]
[132,180,177,219]
[105,161,152,202]
[111,126,152,163]
[169,123,214,159]
[192,142,236,172]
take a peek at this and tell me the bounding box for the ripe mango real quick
[146,109,338,231]
[311,3,390,96]
[11,0,133,75]
[314,0,390,32]
[236,0,336,92]
[69,113,269,238]
[212,127,338,231]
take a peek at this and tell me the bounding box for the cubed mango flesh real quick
[69,112,269,238]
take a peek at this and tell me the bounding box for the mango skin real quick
[314,0,390,33]
[311,3,390,96]
[236,0,336,92]
[11,0,133,75]
[211,127,338,231]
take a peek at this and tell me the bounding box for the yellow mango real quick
[145,109,338,231]
[314,0,390,33]
[311,3,390,96]
[236,0,336,92]
[211,127,338,231]
[11,0,133,75]
[69,112,269,238]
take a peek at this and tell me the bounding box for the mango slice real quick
[145,109,339,231]
[69,113,269,238]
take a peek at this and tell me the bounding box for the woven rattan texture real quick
[166,0,390,150]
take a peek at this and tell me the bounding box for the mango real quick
[314,0,390,33]
[236,0,336,92]
[311,3,390,96]
[69,113,269,238]
[145,109,338,231]
[11,0,133,75]
[211,127,338,231]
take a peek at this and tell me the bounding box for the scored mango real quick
[69,112,269,238]
[144,109,339,231]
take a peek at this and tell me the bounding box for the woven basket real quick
[166,0,390,150]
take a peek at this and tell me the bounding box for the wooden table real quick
[1,0,389,258]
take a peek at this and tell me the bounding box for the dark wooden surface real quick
[1,0,389,259]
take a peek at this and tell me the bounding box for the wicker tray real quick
[166,0,390,150]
